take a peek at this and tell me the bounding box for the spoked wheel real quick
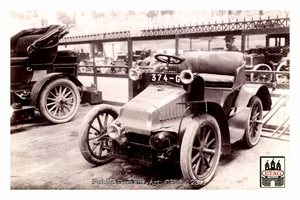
[78,105,119,165]
[243,96,263,148]
[180,114,221,188]
[276,61,289,84]
[39,79,80,124]
[250,64,273,83]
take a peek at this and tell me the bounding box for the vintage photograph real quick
[9,8,291,192]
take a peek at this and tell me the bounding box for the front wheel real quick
[180,114,221,188]
[78,105,119,165]
[243,96,263,148]
[39,78,80,124]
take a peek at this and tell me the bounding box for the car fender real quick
[234,83,271,113]
[29,73,83,107]
[227,83,272,144]
[190,101,231,155]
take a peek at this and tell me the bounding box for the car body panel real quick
[29,72,82,107]
[81,51,272,171]
[118,83,187,135]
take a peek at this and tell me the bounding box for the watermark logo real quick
[260,156,285,188]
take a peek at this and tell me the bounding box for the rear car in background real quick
[11,24,83,124]
[110,53,129,74]
[245,33,290,83]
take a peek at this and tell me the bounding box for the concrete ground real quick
[10,103,290,190]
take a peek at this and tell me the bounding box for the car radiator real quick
[112,133,157,165]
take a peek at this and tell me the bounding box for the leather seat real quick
[178,51,245,74]
[11,35,42,66]
[12,34,42,57]
[10,57,29,65]
[178,51,245,89]
[10,25,61,66]
[198,73,235,87]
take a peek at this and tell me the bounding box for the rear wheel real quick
[276,61,289,84]
[78,105,119,165]
[250,64,273,83]
[180,114,221,188]
[243,96,263,148]
[39,79,80,124]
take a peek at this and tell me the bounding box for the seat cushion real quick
[10,57,29,65]
[13,34,42,57]
[200,73,234,83]
[178,51,245,76]
[200,73,235,88]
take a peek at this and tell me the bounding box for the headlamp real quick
[107,123,121,139]
[129,68,142,81]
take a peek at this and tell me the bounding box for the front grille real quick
[128,132,150,145]
[112,133,157,163]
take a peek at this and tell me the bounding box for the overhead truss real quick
[141,17,290,36]
[59,17,290,43]
[60,31,130,43]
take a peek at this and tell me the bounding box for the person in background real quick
[224,36,239,52]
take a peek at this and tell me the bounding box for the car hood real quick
[118,84,187,135]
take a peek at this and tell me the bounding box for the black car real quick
[11,24,83,124]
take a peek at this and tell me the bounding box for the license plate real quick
[150,73,182,84]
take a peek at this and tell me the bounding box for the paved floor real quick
[10,103,290,190]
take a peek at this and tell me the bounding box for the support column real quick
[241,33,246,53]
[91,42,98,89]
[175,35,179,56]
[127,38,133,101]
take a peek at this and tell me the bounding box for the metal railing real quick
[245,70,290,90]
[261,93,290,141]
[244,68,290,141]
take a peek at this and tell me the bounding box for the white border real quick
[2,0,298,198]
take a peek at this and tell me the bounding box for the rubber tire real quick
[180,114,221,188]
[243,96,263,148]
[276,61,289,84]
[39,78,80,124]
[78,105,119,165]
[250,64,273,83]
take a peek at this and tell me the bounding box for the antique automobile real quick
[135,49,157,71]
[110,53,129,74]
[78,56,111,74]
[245,33,290,83]
[78,51,272,187]
[110,50,149,73]
[11,24,83,124]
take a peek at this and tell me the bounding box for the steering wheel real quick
[154,54,185,65]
